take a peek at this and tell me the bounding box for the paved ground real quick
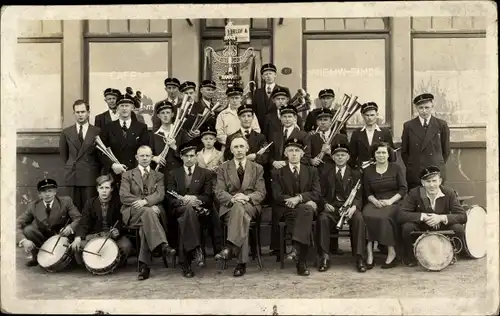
[15,240,487,300]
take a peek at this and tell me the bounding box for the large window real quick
[16,42,62,131]
[412,36,487,125]
[305,37,388,126]
[87,40,170,126]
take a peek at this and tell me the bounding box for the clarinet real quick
[336,179,362,230]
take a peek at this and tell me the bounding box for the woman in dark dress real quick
[362,142,407,269]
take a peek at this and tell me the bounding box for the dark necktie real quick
[244,130,250,138]
[237,162,244,183]
[337,169,343,182]
[188,166,193,176]
[266,86,272,97]
[283,129,288,140]
[122,121,128,137]
[423,119,428,129]
[78,124,84,143]
[293,166,299,178]
[45,203,51,217]
[142,169,149,195]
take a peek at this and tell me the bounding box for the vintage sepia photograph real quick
[1,2,498,315]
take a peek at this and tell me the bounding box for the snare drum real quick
[37,235,73,272]
[413,232,455,272]
[463,205,487,259]
[83,237,121,276]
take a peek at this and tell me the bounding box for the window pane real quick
[306,39,387,125]
[16,42,62,130]
[413,37,487,124]
[88,42,169,127]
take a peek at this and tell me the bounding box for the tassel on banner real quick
[203,50,212,81]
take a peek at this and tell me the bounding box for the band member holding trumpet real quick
[152,77,181,130]
[98,94,149,185]
[216,86,261,152]
[223,104,268,165]
[191,79,221,130]
[150,100,190,174]
[397,166,467,267]
[304,89,347,135]
[17,178,81,267]
[94,88,138,129]
[214,136,266,277]
[317,144,368,273]
[166,141,215,278]
[271,138,321,276]
[179,81,200,131]
[349,102,394,169]
[119,146,176,280]
[252,63,281,129]
[72,174,133,270]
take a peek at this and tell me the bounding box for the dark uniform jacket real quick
[166,165,213,210]
[305,132,349,173]
[401,116,450,186]
[224,129,269,165]
[268,127,309,166]
[252,85,283,130]
[75,195,124,238]
[348,126,394,169]
[319,165,362,211]
[304,108,347,135]
[94,110,137,129]
[271,163,322,207]
[262,107,304,141]
[149,128,191,174]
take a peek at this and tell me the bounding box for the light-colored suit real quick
[119,166,167,265]
[214,160,266,263]
[196,149,224,170]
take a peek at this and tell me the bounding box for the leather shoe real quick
[182,264,194,278]
[381,258,399,269]
[269,249,279,257]
[214,247,231,261]
[356,258,367,273]
[162,244,176,257]
[366,259,375,270]
[286,248,298,261]
[330,248,344,256]
[404,258,418,267]
[25,259,38,267]
[194,248,205,268]
[296,262,310,276]
[318,254,330,272]
[137,263,150,281]
[233,263,246,277]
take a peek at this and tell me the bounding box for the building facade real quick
[16,17,487,212]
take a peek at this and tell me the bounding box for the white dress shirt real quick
[235,158,247,169]
[418,116,431,127]
[420,188,448,224]
[266,83,276,94]
[44,199,55,209]
[109,109,119,121]
[76,122,89,140]
[289,163,300,174]
[138,165,151,177]
[361,124,382,146]
[336,166,346,178]
[184,165,194,175]
[283,126,294,139]
[216,107,260,145]
[119,118,132,129]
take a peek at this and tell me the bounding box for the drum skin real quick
[83,237,121,276]
[37,235,73,273]
[413,233,454,272]
[464,205,487,259]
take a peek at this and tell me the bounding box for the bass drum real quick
[413,232,454,272]
[463,205,487,259]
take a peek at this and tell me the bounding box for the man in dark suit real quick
[16,178,81,267]
[349,102,394,169]
[94,88,137,128]
[166,141,214,278]
[401,93,451,190]
[306,107,349,175]
[152,77,181,131]
[214,136,266,277]
[397,166,467,267]
[317,143,368,273]
[71,174,133,270]
[224,104,269,165]
[119,145,176,280]
[98,94,150,185]
[304,89,347,136]
[59,99,101,211]
[252,63,282,129]
[271,138,321,276]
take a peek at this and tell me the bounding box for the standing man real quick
[401,93,450,190]
[304,89,347,135]
[178,81,198,129]
[262,87,304,141]
[271,138,321,276]
[214,136,266,277]
[166,141,214,278]
[98,94,150,186]
[252,63,281,129]
[349,102,394,169]
[16,178,81,267]
[94,88,137,128]
[59,99,101,212]
[152,77,181,130]
[188,79,220,150]
[119,145,176,280]
[216,86,261,152]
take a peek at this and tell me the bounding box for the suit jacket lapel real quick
[228,161,241,189]
[48,198,62,226]
[175,167,186,194]
[240,162,252,191]
[76,125,98,160]
[421,117,439,151]
[372,129,384,147]
[67,125,82,151]
[299,164,308,193]
[189,166,201,192]
[409,117,425,141]
[93,198,103,225]
[360,130,370,150]
[419,187,432,212]
[132,168,144,193]
[434,196,446,215]
[342,167,351,194]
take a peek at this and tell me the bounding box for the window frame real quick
[16,37,64,133]
[410,30,487,129]
[302,32,392,128]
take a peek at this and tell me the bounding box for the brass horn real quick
[290,88,312,113]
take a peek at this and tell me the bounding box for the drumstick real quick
[51,218,72,254]
[96,221,120,254]
[62,244,101,257]
[35,246,53,255]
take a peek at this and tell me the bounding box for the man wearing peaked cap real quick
[151,78,182,131]
[216,86,261,151]
[304,88,346,135]
[316,141,369,273]
[348,101,394,170]
[16,178,81,267]
[224,104,268,165]
[94,88,137,128]
[397,165,467,267]
[401,92,450,190]
[271,136,321,276]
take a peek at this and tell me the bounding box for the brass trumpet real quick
[187,101,222,139]
[242,80,257,106]
[336,179,362,230]
[290,88,312,114]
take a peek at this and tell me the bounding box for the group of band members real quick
[18,62,467,280]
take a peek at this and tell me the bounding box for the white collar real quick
[155,125,171,135]
[184,165,195,174]
[266,83,276,89]
[418,116,431,125]
[119,118,132,125]
[240,127,251,135]
[138,165,151,174]
[108,108,118,115]
[360,124,382,132]
[44,199,55,208]
[426,188,445,200]
[289,163,300,173]
[234,158,247,168]
[283,125,294,132]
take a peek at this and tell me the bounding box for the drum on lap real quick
[462,205,487,259]
[82,237,122,276]
[37,235,73,273]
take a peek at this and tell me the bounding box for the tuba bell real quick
[290,88,312,114]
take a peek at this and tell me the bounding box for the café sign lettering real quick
[225,24,250,43]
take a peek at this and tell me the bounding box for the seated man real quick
[120,145,176,280]
[271,138,321,276]
[167,140,214,278]
[317,143,368,273]
[397,165,467,267]
[71,174,133,270]
[17,178,81,267]
[214,136,266,277]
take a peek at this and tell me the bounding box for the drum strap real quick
[419,187,432,212]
